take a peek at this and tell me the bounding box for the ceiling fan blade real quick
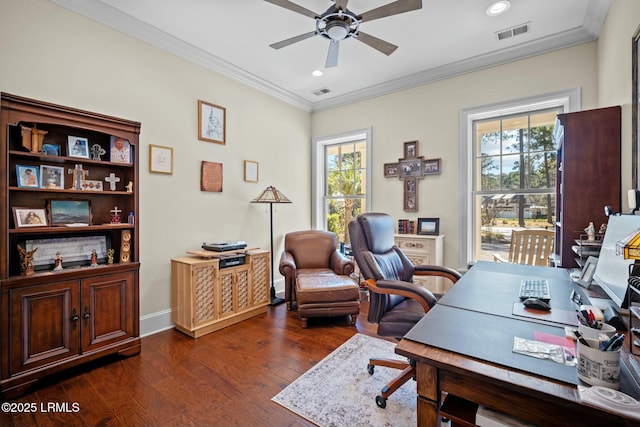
[359,0,422,22]
[354,31,398,56]
[325,41,340,68]
[334,0,349,11]
[269,31,317,49]
[263,0,318,19]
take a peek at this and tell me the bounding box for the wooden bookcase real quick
[0,93,141,398]
[554,106,621,268]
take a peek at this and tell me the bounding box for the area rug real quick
[272,333,416,427]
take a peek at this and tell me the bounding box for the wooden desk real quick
[395,262,640,427]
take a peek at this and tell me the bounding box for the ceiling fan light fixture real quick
[326,20,350,40]
[486,1,511,16]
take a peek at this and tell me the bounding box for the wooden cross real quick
[104,173,120,191]
[383,141,442,212]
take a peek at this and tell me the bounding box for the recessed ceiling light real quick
[312,70,323,77]
[486,1,511,16]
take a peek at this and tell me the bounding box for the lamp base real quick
[270,296,285,306]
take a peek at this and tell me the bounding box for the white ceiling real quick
[52,0,611,112]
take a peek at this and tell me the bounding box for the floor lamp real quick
[251,186,291,305]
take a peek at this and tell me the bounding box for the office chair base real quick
[367,358,416,409]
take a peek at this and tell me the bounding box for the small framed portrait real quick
[403,177,417,212]
[149,144,173,174]
[403,140,419,159]
[67,136,89,159]
[417,218,440,235]
[39,165,64,189]
[198,100,226,144]
[576,256,598,289]
[42,143,60,156]
[110,136,131,164]
[423,158,442,175]
[384,162,399,178]
[48,200,92,226]
[16,165,39,188]
[13,207,48,228]
[400,157,423,178]
[244,160,258,183]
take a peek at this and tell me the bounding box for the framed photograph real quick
[48,200,92,226]
[149,144,173,174]
[244,160,258,183]
[576,256,598,289]
[400,157,423,178]
[39,165,64,189]
[423,158,442,175]
[198,100,226,144]
[403,140,419,159]
[67,136,89,159]
[13,207,48,228]
[384,162,399,178]
[42,143,60,156]
[403,177,417,212]
[110,136,131,164]
[417,217,440,235]
[201,161,223,192]
[16,165,39,188]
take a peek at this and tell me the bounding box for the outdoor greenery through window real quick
[325,140,366,245]
[474,108,559,262]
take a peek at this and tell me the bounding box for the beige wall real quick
[0,0,312,326]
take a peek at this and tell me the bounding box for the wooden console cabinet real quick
[171,250,270,338]
[0,93,141,398]
[394,234,448,294]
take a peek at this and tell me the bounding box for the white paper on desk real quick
[513,336,576,366]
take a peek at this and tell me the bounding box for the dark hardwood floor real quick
[0,293,385,427]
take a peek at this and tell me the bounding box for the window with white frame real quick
[312,128,372,244]
[459,89,579,268]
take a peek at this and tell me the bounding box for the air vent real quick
[312,87,331,96]
[496,22,530,41]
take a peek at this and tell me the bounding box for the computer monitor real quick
[593,214,640,308]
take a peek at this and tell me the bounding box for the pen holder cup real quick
[577,338,620,389]
[578,323,616,341]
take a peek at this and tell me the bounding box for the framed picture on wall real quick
[244,160,258,182]
[198,100,226,144]
[384,162,399,178]
[149,144,173,174]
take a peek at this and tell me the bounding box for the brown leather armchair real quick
[279,230,360,328]
[348,212,461,408]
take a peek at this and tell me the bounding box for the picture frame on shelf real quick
[403,140,419,159]
[198,100,226,144]
[15,165,39,188]
[39,165,64,189]
[576,256,598,289]
[110,136,131,164]
[149,144,173,174]
[13,207,48,228]
[48,199,92,226]
[67,136,89,159]
[423,158,442,175]
[244,160,258,182]
[42,143,60,156]
[403,177,417,212]
[400,157,424,178]
[417,217,440,235]
[384,162,399,178]
[81,180,103,191]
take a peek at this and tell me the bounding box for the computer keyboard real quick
[519,279,551,301]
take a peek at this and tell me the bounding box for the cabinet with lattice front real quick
[171,249,270,338]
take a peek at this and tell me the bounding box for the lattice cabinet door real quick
[218,265,251,318]
[191,262,218,328]
[248,250,270,305]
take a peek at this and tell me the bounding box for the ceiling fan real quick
[264,0,423,68]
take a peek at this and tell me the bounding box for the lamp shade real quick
[251,186,291,204]
[616,227,640,260]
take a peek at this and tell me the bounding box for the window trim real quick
[312,128,372,229]
[458,88,580,269]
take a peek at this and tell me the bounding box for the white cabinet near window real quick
[394,234,448,294]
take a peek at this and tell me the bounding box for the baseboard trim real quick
[140,309,174,337]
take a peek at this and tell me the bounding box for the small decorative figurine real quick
[17,244,37,275]
[110,206,122,224]
[585,222,596,241]
[68,164,88,190]
[53,251,63,271]
[599,223,607,235]
[125,181,133,193]
[90,144,106,161]
[107,248,115,264]
[104,172,121,191]
[90,249,98,267]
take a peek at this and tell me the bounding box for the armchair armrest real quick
[279,251,297,277]
[414,265,462,284]
[366,279,437,312]
[330,250,355,275]
[493,253,509,263]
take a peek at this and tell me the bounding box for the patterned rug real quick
[272,333,417,427]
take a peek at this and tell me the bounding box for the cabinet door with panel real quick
[248,250,270,306]
[218,265,251,318]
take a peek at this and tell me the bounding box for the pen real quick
[607,335,625,352]
[574,330,591,348]
[599,333,619,351]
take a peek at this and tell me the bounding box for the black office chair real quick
[348,212,461,408]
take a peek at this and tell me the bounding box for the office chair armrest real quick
[279,251,297,277]
[414,265,462,284]
[368,279,437,312]
[330,250,355,275]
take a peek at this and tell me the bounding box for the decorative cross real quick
[104,173,120,191]
[110,206,122,224]
[68,164,88,190]
[90,144,106,161]
[383,141,442,212]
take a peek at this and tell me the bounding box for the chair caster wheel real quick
[367,364,374,375]
[375,395,387,408]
